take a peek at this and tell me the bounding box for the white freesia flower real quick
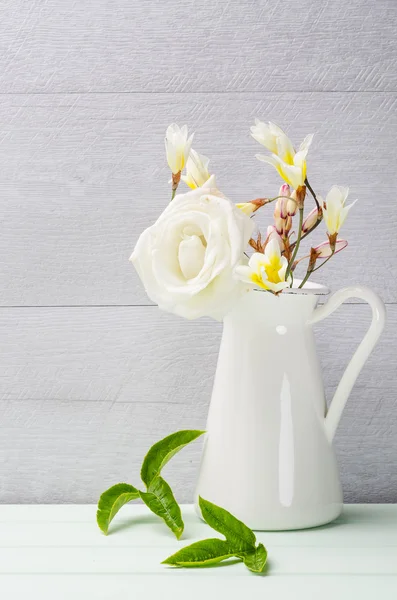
[165,124,194,174]
[322,186,357,235]
[235,239,291,293]
[250,120,287,154]
[181,149,211,189]
[130,176,254,320]
[251,119,313,189]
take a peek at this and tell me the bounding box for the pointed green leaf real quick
[198,496,256,552]
[97,483,139,534]
[161,496,268,573]
[141,430,205,487]
[241,543,268,573]
[139,476,184,539]
[162,538,238,567]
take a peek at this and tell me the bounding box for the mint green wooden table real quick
[0,505,396,599]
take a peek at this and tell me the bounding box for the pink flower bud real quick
[275,184,291,219]
[302,207,319,233]
[286,190,298,216]
[274,216,285,235]
[314,239,348,258]
[278,184,297,216]
[279,184,291,197]
[274,197,287,218]
[266,225,285,251]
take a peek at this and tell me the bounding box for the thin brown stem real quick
[305,178,320,211]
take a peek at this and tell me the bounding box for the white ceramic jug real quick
[195,283,386,530]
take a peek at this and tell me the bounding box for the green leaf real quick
[139,476,184,539]
[161,497,268,572]
[162,538,238,567]
[97,483,139,534]
[198,496,256,552]
[141,430,205,487]
[241,543,268,573]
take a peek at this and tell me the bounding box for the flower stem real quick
[269,194,297,206]
[288,213,322,251]
[298,250,335,289]
[305,178,320,211]
[171,171,181,201]
[298,269,312,289]
[310,252,334,273]
[248,194,298,209]
[286,207,304,282]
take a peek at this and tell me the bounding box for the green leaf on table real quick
[97,483,139,534]
[163,497,268,573]
[139,476,184,539]
[96,430,205,538]
[240,543,268,573]
[141,430,205,487]
[198,496,256,552]
[162,538,237,567]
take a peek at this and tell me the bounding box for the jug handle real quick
[308,286,386,442]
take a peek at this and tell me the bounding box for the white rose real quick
[130,176,254,320]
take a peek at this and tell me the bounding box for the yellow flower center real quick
[283,149,294,166]
[263,255,283,284]
[249,254,284,290]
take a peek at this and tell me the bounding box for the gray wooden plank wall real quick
[0,0,396,504]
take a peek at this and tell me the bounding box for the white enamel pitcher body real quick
[195,284,386,530]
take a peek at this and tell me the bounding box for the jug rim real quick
[254,280,330,296]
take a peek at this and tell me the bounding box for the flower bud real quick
[302,207,319,233]
[236,198,268,216]
[274,197,293,237]
[286,190,298,216]
[165,123,194,175]
[266,225,285,251]
[279,184,291,197]
[284,215,292,234]
[274,197,284,218]
[314,239,348,258]
[278,184,297,216]
[274,219,285,238]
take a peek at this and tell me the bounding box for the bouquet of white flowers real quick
[131,121,356,319]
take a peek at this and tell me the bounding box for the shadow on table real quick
[108,514,163,535]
